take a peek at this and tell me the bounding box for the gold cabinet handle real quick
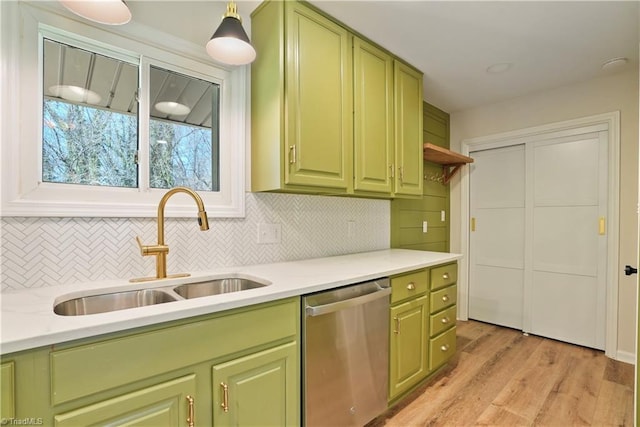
[442,272,449,280]
[389,164,395,179]
[393,316,400,334]
[407,282,416,291]
[440,343,450,352]
[441,316,450,324]
[442,294,450,302]
[399,166,404,183]
[289,145,297,164]
[599,217,606,235]
[221,382,229,413]
[186,395,195,427]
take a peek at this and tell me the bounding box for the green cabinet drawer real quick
[429,326,456,371]
[430,263,457,290]
[429,305,456,338]
[390,269,428,304]
[430,284,456,313]
[51,298,299,405]
[1,361,15,419]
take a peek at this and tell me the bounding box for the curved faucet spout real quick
[157,187,210,245]
[131,187,209,282]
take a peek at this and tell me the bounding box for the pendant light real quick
[206,1,256,66]
[59,0,132,25]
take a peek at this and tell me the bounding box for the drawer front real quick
[391,269,429,304]
[429,326,456,371]
[430,284,456,313]
[51,298,299,405]
[430,263,457,291]
[429,305,456,337]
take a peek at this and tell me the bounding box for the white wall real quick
[450,68,639,357]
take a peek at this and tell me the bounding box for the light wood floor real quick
[371,320,635,426]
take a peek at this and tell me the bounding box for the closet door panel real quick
[469,265,523,329]
[469,145,525,329]
[531,271,598,348]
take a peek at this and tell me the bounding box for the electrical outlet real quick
[441,210,446,222]
[422,221,428,233]
[257,223,281,244]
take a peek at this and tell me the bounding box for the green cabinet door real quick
[54,374,196,426]
[212,342,298,426]
[285,2,353,191]
[389,295,429,400]
[353,37,394,194]
[393,61,424,197]
[1,362,15,419]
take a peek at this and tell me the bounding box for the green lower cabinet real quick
[212,342,298,426]
[54,374,196,427]
[0,298,300,427]
[1,361,15,419]
[389,295,429,401]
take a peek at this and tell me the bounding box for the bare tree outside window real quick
[41,40,220,193]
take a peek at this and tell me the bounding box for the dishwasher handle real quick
[305,286,391,317]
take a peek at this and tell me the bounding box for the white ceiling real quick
[86,1,640,113]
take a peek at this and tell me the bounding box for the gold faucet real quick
[130,187,209,282]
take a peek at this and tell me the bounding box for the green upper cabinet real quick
[353,38,394,194]
[393,61,424,197]
[252,0,424,199]
[252,1,353,193]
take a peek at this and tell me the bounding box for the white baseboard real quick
[614,350,636,365]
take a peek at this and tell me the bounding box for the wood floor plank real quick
[371,321,634,427]
[592,380,634,426]
[422,332,543,426]
[533,345,607,426]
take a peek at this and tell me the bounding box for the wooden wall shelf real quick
[423,143,474,184]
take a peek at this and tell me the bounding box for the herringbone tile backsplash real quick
[1,193,390,291]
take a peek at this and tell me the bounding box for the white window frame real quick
[1,1,246,218]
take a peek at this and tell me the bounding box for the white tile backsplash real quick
[0,193,390,291]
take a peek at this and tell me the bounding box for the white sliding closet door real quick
[468,128,608,350]
[469,145,525,329]
[526,132,608,349]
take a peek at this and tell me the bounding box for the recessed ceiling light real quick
[601,57,628,71]
[48,85,102,104]
[486,62,513,74]
[155,101,191,116]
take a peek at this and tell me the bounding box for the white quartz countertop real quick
[1,249,461,355]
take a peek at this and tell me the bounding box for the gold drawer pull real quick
[221,382,229,413]
[393,316,400,334]
[186,395,195,427]
[441,316,450,324]
[407,282,416,291]
[442,294,450,302]
[440,344,450,352]
[442,272,449,280]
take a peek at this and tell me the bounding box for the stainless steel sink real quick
[54,289,178,316]
[173,278,268,299]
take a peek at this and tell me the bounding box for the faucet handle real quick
[135,236,169,256]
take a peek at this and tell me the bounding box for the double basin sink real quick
[53,276,269,316]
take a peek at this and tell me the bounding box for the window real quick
[1,2,246,218]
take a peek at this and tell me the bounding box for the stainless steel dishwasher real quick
[302,278,391,426]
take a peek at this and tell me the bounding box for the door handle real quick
[624,265,638,276]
